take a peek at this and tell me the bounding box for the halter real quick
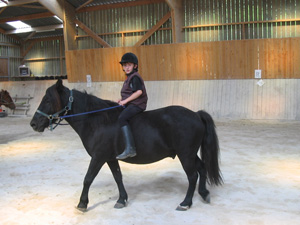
[36,90,74,131]
[36,89,124,131]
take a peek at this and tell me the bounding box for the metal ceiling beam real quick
[0,26,5,33]
[23,31,36,41]
[62,0,77,51]
[77,0,165,12]
[0,7,6,15]
[19,5,46,10]
[38,0,76,51]
[76,0,94,11]
[38,0,64,20]
[165,0,183,43]
[0,12,54,23]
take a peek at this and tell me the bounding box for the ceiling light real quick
[7,20,31,29]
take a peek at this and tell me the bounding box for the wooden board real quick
[65,38,300,82]
[0,58,8,81]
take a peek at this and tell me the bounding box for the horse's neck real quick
[63,90,116,137]
[0,91,10,106]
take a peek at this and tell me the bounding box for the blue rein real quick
[36,89,123,131]
[60,105,123,119]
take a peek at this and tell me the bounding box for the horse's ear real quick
[56,79,64,92]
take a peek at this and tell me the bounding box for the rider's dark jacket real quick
[121,71,148,110]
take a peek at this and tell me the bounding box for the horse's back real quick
[124,105,205,164]
[133,105,203,130]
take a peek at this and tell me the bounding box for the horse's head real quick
[30,79,67,132]
[0,90,16,110]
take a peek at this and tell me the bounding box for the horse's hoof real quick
[114,202,126,209]
[76,202,88,212]
[200,191,210,203]
[76,206,87,212]
[176,205,190,211]
[203,193,211,203]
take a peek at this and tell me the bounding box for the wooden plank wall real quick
[66,38,300,82]
[0,58,8,81]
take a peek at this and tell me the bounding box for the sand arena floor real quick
[0,117,299,225]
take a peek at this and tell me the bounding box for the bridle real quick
[35,88,123,131]
[36,90,74,131]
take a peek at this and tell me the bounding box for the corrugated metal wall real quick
[24,40,66,77]
[76,0,300,49]
[0,33,21,80]
[184,0,300,42]
[77,2,172,49]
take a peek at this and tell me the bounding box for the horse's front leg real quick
[107,160,128,208]
[77,157,105,212]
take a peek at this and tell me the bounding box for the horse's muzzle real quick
[30,118,45,132]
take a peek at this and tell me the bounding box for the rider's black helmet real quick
[119,52,138,66]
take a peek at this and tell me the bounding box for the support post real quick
[165,0,183,43]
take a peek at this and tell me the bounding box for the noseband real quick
[36,90,73,131]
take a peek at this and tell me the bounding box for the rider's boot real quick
[116,125,136,160]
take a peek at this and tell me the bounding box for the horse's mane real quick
[69,89,122,127]
[1,89,10,95]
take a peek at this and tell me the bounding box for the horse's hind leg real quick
[77,157,105,212]
[177,156,198,211]
[107,160,128,209]
[196,156,210,203]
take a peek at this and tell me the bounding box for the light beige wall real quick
[1,79,299,120]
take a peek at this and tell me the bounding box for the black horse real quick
[30,79,222,211]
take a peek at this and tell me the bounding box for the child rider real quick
[116,52,148,160]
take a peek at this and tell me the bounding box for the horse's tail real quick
[197,110,223,186]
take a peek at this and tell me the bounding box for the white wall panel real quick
[1,79,299,120]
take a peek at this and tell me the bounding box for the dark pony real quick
[0,89,16,110]
[30,79,222,211]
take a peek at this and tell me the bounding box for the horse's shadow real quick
[87,199,112,211]
[88,171,187,210]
